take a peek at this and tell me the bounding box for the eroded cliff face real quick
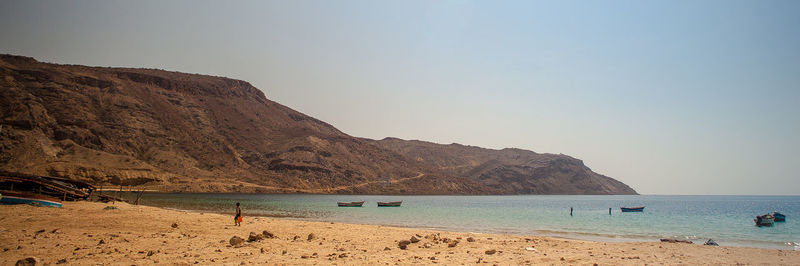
[0,55,636,194]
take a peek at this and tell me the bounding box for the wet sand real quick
[1,201,797,265]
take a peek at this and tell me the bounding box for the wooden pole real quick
[134,189,145,205]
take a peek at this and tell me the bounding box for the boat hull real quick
[754,214,775,227]
[773,212,786,222]
[0,190,62,207]
[620,207,645,212]
[337,201,365,207]
[377,201,402,207]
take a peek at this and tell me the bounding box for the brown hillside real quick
[376,138,636,194]
[0,55,636,194]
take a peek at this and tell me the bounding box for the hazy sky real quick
[2,0,798,195]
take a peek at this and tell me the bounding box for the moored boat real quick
[377,201,402,207]
[337,201,365,207]
[0,190,62,207]
[620,206,645,212]
[772,212,785,222]
[754,214,775,227]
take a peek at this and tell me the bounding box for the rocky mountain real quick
[0,54,636,194]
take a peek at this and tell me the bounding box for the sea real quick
[118,193,799,250]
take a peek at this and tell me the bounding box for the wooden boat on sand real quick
[754,214,775,227]
[0,171,96,208]
[0,171,95,201]
[377,201,402,207]
[337,201,365,207]
[0,190,62,207]
[620,206,645,212]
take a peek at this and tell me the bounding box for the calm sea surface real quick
[121,193,799,250]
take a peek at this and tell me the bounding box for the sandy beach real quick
[1,201,797,265]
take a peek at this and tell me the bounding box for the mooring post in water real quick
[609,208,612,215]
[570,207,573,216]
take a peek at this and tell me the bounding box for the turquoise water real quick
[124,193,800,250]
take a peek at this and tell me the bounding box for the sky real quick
[1,0,798,195]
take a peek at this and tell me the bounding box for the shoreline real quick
[128,196,797,251]
[1,201,798,265]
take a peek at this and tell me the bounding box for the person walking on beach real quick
[234,202,242,226]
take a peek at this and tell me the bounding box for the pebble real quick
[398,240,411,250]
[448,240,459,248]
[15,257,38,266]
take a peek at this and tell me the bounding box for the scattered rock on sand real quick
[15,257,38,266]
[248,232,263,242]
[410,236,420,243]
[485,249,497,255]
[398,240,412,250]
[307,233,316,241]
[448,240,459,248]
[146,251,155,256]
[229,236,245,247]
[262,230,275,239]
[384,247,391,251]
[660,238,692,244]
[467,237,475,242]
[171,223,178,228]
[56,259,67,264]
